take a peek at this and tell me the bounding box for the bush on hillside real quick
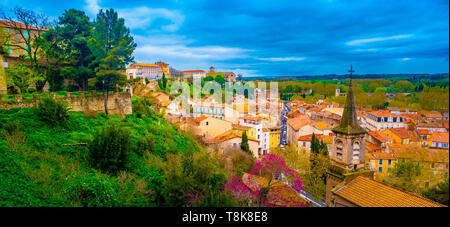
[89,121,131,175]
[37,95,70,126]
[132,97,156,118]
[64,172,119,207]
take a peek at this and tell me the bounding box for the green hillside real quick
[0,97,233,207]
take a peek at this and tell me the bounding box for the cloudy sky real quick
[1,0,449,76]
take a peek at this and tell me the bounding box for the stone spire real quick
[332,66,365,135]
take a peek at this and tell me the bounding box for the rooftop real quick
[333,176,445,207]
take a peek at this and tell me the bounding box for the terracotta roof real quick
[368,110,397,118]
[211,130,259,143]
[189,115,208,124]
[0,20,47,30]
[365,142,382,153]
[126,66,136,70]
[131,63,159,67]
[368,131,390,143]
[239,115,262,121]
[431,131,449,144]
[389,144,449,163]
[182,70,205,73]
[287,115,309,131]
[417,129,430,135]
[232,124,251,131]
[372,152,395,160]
[388,127,411,139]
[298,134,332,144]
[333,176,445,207]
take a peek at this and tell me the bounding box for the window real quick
[384,117,388,122]
[388,160,392,165]
[206,122,208,126]
[379,159,383,165]
[378,167,383,173]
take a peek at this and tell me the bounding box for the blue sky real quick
[1,0,449,77]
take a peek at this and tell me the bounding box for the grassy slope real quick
[0,107,201,206]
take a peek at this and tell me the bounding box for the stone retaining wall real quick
[0,91,132,116]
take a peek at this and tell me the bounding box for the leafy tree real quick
[5,64,35,93]
[240,131,251,155]
[88,9,136,114]
[214,75,226,86]
[44,9,95,91]
[422,175,449,206]
[394,80,414,92]
[89,121,132,175]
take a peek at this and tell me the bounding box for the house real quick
[381,127,411,145]
[417,129,432,147]
[366,131,391,149]
[182,70,206,82]
[365,110,405,131]
[286,115,310,145]
[187,116,233,140]
[209,130,260,158]
[224,72,237,82]
[421,111,444,123]
[330,176,445,207]
[367,152,396,177]
[1,20,48,94]
[389,144,449,174]
[126,63,167,81]
[416,122,448,133]
[431,131,449,149]
[297,134,332,152]
[192,98,225,119]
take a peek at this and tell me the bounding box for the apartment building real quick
[365,110,405,131]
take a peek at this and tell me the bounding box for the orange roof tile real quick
[333,176,445,207]
[0,20,47,30]
[388,127,411,139]
[287,115,309,131]
[431,131,449,144]
[372,151,395,160]
[368,131,390,143]
[182,70,206,73]
[189,115,208,124]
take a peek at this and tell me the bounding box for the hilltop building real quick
[126,62,171,81]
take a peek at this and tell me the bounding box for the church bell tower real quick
[330,66,366,171]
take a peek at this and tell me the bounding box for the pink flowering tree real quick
[223,154,305,207]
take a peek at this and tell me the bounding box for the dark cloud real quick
[7,0,449,75]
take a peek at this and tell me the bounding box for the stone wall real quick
[0,55,7,95]
[0,91,132,116]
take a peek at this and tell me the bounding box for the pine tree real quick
[241,131,251,155]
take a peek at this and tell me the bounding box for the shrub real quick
[27,87,37,93]
[135,133,155,156]
[37,95,70,126]
[64,172,119,207]
[132,97,155,118]
[89,121,131,175]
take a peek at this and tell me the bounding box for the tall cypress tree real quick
[241,131,251,155]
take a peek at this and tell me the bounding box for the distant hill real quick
[243,73,449,82]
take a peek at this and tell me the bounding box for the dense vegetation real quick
[278,78,449,111]
[0,97,236,207]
